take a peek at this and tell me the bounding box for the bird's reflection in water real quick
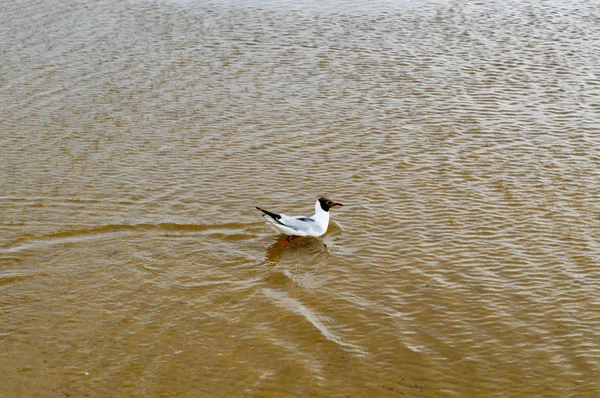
[262,225,346,292]
[263,236,334,292]
[265,235,328,265]
[263,222,346,266]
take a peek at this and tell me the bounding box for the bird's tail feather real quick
[256,207,283,225]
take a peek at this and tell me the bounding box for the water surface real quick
[1,0,599,396]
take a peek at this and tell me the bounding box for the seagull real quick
[256,197,343,244]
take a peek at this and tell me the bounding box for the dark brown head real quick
[318,197,343,212]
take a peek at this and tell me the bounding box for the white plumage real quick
[256,197,343,238]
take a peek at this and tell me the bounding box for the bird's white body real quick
[257,198,342,238]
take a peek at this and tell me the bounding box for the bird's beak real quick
[334,202,343,207]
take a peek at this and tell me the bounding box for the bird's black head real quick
[318,197,343,212]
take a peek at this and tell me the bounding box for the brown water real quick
[1,0,599,396]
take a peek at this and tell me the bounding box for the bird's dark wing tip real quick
[255,207,284,225]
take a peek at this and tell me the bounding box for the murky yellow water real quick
[1,0,599,396]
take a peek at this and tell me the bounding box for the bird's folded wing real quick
[277,214,316,233]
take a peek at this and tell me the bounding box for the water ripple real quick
[1,0,599,396]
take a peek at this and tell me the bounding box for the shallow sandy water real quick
[1,0,599,396]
